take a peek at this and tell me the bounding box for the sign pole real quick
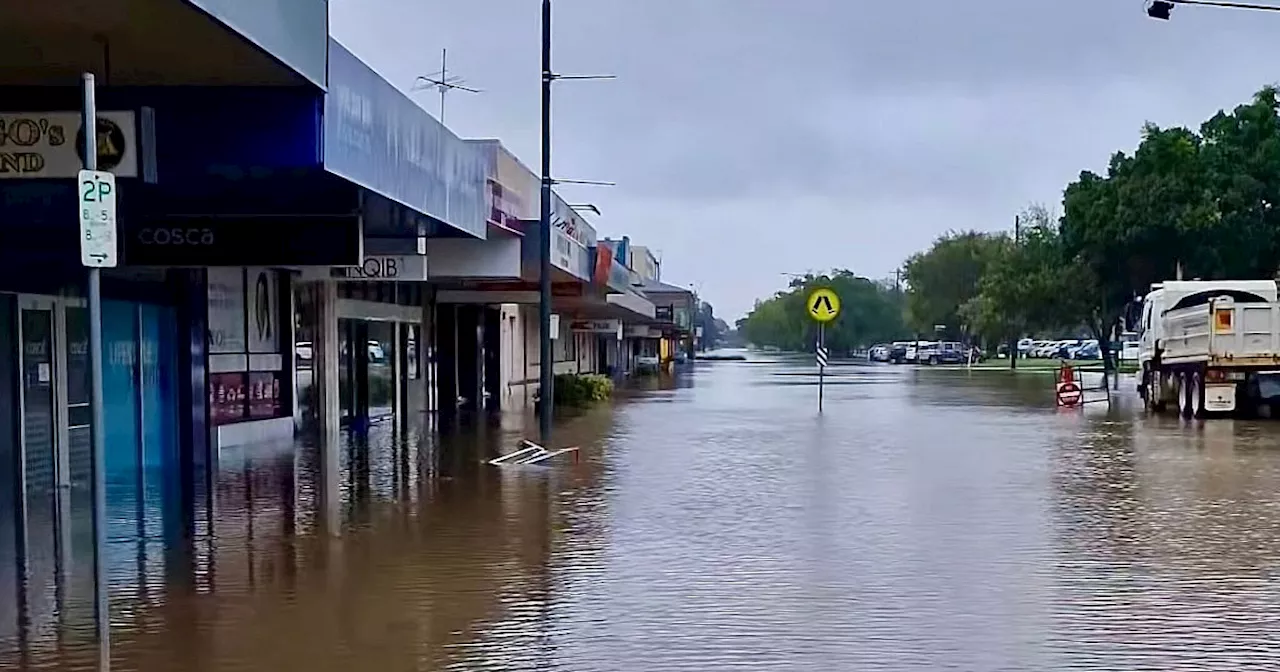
[818,322,825,414]
[81,72,111,671]
[806,287,840,415]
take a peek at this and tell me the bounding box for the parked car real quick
[1072,341,1101,360]
[868,344,890,362]
[936,341,967,364]
[909,341,941,365]
[1067,339,1097,359]
[888,342,909,364]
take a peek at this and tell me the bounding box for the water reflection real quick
[7,357,1280,670]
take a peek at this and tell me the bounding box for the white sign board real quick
[207,268,247,354]
[3,112,138,178]
[78,170,118,268]
[572,319,624,340]
[549,314,560,340]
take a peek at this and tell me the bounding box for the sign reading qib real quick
[332,255,428,281]
[0,112,138,178]
[299,255,429,282]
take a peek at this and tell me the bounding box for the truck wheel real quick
[1191,371,1206,419]
[1180,372,1194,419]
[1146,366,1167,414]
[1151,375,1167,413]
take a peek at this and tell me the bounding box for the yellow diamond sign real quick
[807,288,840,323]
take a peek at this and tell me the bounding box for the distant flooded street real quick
[8,354,1280,671]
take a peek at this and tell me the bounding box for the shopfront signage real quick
[485,142,538,230]
[301,254,429,282]
[0,111,138,178]
[123,215,360,266]
[626,325,657,338]
[571,319,623,340]
[324,40,487,239]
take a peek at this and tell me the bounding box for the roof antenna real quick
[413,48,481,124]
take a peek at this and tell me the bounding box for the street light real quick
[1148,0,1175,19]
[568,203,601,215]
[1146,0,1280,19]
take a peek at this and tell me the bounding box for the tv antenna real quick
[413,48,480,124]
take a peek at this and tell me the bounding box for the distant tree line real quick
[742,86,1280,371]
[737,271,907,354]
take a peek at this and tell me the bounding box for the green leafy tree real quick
[902,231,1007,339]
[962,204,1094,368]
[740,270,907,353]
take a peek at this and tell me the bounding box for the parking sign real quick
[78,169,117,268]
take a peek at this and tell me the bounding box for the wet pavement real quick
[7,353,1280,670]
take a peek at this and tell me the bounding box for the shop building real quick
[0,0,333,642]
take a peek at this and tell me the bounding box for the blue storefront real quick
[0,6,494,647]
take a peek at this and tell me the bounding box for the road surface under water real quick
[6,353,1280,671]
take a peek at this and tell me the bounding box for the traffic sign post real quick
[79,72,112,670]
[807,288,841,413]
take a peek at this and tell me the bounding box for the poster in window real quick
[207,268,246,354]
[248,371,282,419]
[246,267,280,354]
[209,372,247,425]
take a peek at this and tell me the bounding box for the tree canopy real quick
[976,86,1280,369]
[739,270,907,353]
[739,86,1280,369]
[902,231,1007,339]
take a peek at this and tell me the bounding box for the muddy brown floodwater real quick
[6,353,1280,671]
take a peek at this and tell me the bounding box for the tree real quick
[695,301,725,351]
[902,231,1007,339]
[962,204,1094,368]
[740,270,908,353]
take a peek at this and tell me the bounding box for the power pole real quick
[536,0,615,444]
[1010,214,1021,370]
[539,0,554,443]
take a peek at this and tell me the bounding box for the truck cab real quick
[1136,283,1166,373]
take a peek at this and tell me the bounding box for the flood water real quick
[6,353,1280,671]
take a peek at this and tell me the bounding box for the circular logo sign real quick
[75,117,128,172]
[806,288,841,323]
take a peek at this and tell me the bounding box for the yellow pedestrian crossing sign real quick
[807,288,840,323]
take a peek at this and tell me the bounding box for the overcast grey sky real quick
[331,0,1280,319]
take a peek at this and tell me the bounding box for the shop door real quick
[15,295,79,623]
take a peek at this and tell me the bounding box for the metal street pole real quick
[81,72,111,671]
[818,322,825,413]
[538,0,554,444]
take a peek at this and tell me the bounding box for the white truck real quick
[1137,279,1280,418]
